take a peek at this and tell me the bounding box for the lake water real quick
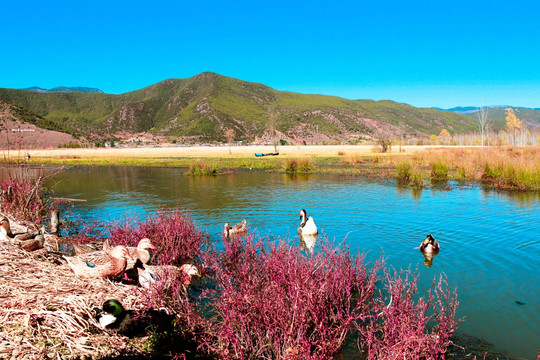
[48,166,539,358]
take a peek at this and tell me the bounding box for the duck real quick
[126,238,156,269]
[297,209,318,236]
[419,234,440,254]
[63,245,133,278]
[72,239,111,255]
[18,234,45,251]
[95,299,175,337]
[0,217,14,241]
[135,260,200,290]
[223,219,247,239]
[95,299,135,335]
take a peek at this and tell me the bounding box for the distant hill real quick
[23,86,104,93]
[2,72,479,143]
[435,105,540,130]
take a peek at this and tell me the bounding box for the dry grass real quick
[19,145,423,162]
[0,217,148,359]
[389,146,540,190]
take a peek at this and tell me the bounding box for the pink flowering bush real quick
[0,179,49,223]
[199,235,382,359]
[356,269,460,359]
[108,209,209,266]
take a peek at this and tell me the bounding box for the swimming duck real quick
[297,209,318,236]
[136,260,200,290]
[223,219,247,239]
[96,299,135,335]
[419,234,440,253]
[63,245,133,278]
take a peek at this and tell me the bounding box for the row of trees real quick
[424,107,535,148]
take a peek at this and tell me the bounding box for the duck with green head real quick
[96,299,135,335]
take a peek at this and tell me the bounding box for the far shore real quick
[10,144,435,160]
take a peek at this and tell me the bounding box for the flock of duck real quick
[227,209,440,261]
[2,209,440,334]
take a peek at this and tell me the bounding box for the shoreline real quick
[11,144,431,160]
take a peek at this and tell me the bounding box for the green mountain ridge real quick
[1,72,480,143]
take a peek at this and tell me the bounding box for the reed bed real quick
[389,146,540,190]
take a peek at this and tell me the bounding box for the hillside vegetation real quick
[1,72,478,143]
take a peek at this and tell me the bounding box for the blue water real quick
[49,167,540,358]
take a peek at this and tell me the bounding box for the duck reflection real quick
[419,234,440,268]
[421,250,439,267]
[299,234,318,254]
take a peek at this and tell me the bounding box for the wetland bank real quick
[1,145,539,359]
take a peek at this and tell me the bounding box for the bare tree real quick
[476,105,491,147]
[268,109,280,152]
[225,129,235,154]
[373,128,392,153]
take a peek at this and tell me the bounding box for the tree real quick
[429,134,440,145]
[439,129,451,146]
[476,105,491,147]
[505,108,522,146]
[225,129,235,154]
[373,128,392,153]
[268,109,280,152]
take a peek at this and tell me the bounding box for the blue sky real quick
[2,0,539,108]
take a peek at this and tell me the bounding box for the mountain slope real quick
[0,100,79,148]
[1,72,478,143]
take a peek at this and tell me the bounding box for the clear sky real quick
[2,0,539,108]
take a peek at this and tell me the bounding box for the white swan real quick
[297,209,318,236]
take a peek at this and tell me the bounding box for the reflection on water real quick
[299,234,318,254]
[2,166,536,359]
[421,250,439,268]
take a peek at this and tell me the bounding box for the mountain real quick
[432,105,510,114]
[23,86,104,93]
[2,72,478,143]
[0,100,80,148]
[436,105,540,129]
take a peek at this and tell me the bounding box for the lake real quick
[48,166,539,359]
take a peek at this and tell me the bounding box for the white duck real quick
[297,209,318,236]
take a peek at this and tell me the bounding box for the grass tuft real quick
[284,158,315,173]
[396,161,424,188]
[185,162,222,176]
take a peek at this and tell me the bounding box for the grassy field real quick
[4,145,540,191]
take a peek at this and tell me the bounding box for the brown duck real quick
[63,245,133,278]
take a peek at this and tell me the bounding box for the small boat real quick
[255,152,279,157]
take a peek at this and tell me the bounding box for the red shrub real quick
[200,235,382,359]
[108,209,209,266]
[0,179,48,223]
[356,269,460,359]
